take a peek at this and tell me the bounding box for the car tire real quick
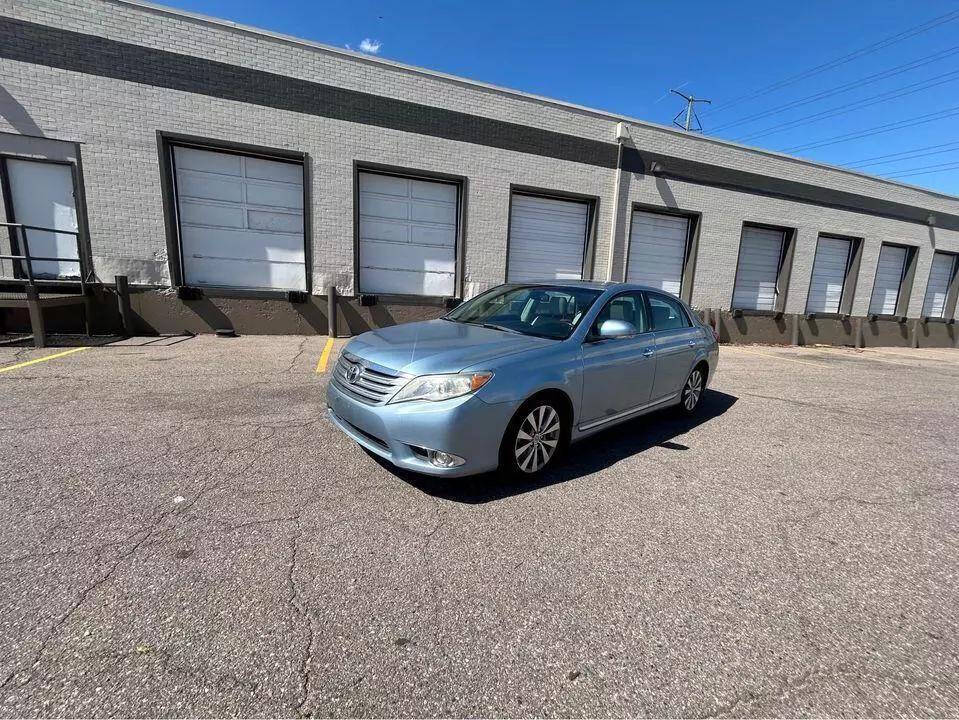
[677,365,706,415]
[500,399,565,476]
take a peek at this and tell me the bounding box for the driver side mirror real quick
[595,319,636,339]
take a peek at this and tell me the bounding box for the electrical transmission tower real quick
[671,90,712,132]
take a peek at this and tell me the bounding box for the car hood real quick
[345,319,554,375]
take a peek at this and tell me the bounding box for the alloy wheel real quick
[683,369,703,411]
[514,405,560,473]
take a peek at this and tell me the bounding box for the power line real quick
[857,148,959,170]
[843,140,959,168]
[732,68,959,143]
[884,161,959,179]
[781,106,959,153]
[702,8,959,117]
[711,45,959,133]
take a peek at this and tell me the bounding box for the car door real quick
[647,292,700,401]
[579,291,657,425]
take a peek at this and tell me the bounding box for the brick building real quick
[2,0,958,346]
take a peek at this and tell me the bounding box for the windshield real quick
[446,284,603,340]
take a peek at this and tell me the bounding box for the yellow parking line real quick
[0,346,89,374]
[315,337,335,374]
[728,346,826,367]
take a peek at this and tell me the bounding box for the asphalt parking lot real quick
[0,335,957,718]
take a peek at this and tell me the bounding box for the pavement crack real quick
[287,337,309,374]
[0,503,177,695]
[287,528,316,717]
[739,392,884,426]
[419,505,454,683]
[699,668,817,718]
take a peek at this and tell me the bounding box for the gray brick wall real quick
[1,0,958,320]
[616,171,953,315]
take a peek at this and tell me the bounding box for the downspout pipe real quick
[607,124,627,281]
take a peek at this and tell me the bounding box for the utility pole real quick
[670,89,711,132]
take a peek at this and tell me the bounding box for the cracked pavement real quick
[0,336,957,717]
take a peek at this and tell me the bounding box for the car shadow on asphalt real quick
[376,389,738,504]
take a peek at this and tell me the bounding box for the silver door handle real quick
[688,340,696,346]
[643,348,655,357]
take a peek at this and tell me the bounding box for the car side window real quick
[591,291,649,336]
[647,293,692,331]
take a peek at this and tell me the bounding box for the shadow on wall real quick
[920,321,955,344]
[717,312,788,343]
[867,319,909,341]
[376,389,738,504]
[734,314,787,336]
[655,176,678,209]
[340,301,398,335]
[0,85,44,136]
[802,316,854,343]
[291,300,330,334]
[183,298,233,332]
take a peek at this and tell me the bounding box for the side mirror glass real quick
[597,319,636,339]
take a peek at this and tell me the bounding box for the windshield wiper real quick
[480,323,523,335]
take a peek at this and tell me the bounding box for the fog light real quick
[427,449,466,468]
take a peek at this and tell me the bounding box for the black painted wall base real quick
[712,310,957,348]
[0,287,443,338]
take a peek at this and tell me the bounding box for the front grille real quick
[332,352,408,405]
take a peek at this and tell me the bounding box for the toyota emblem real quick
[346,364,362,384]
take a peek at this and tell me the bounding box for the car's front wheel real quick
[502,400,564,475]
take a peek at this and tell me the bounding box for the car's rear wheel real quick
[502,401,564,475]
[678,365,706,414]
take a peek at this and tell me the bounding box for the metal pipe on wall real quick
[327,284,337,338]
[606,130,626,282]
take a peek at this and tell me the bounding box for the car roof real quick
[513,280,673,294]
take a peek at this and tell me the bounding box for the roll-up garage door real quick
[507,194,588,282]
[174,146,305,291]
[358,172,457,296]
[732,226,785,311]
[806,236,851,313]
[922,251,957,318]
[868,244,908,315]
[626,210,688,296]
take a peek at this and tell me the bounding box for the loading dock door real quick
[626,210,688,296]
[868,245,908,315]
[507,194,588,282]
[357,172,457,296]
[5,159,80,279]
[173,146,306,291]
[732,226,785,311]
[922,252,957,318]
[806,236,851,314]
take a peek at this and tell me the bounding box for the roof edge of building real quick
[110,0,959,206]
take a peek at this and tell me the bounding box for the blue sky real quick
[162,0,959,196]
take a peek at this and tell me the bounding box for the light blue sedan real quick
[327,282,719,477]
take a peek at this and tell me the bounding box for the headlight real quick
[389,372,493,403]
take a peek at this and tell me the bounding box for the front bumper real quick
[327,379,516,477]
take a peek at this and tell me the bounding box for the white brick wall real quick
[2,0,958,319]
[616,171,957,315]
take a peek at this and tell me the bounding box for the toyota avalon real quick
[327,281,719,477]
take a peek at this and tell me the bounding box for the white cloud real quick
[358,38,382,54]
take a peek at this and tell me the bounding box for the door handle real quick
[642,348,655,357]
[688,340,696,346]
